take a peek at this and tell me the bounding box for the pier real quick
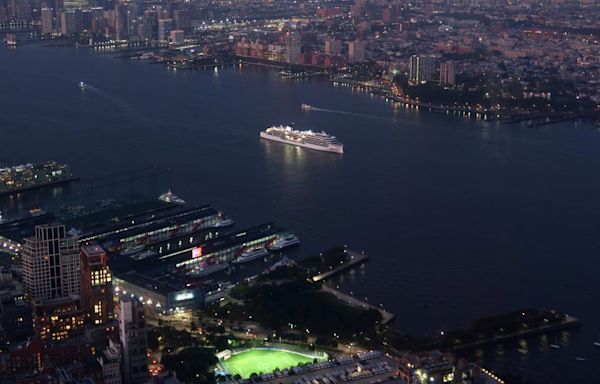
[311,250,369,282]
[322,285,395,325]
[451,315,581,351]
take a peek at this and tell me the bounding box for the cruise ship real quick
[268,233,300,251]
[187,261,229,277]
[260,125,344,154]
[232,246,269,264]
[0,162,77,195]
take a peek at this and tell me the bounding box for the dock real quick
[311,250,369,282]
[451,315,581,351]
[322,285,396,325]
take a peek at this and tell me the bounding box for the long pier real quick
[451,315,581,351]
[322,285,395,325]
[311,250,369,282]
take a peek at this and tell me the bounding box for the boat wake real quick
[79,82,135,113]
[308,106,395,122]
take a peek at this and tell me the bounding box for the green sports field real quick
[221,349,318,378]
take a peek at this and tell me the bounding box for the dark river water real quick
[1,46,599,383]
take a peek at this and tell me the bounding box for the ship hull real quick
[0,176,79,196]
[260,133,343,154]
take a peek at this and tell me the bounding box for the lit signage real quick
[192,247,202,259]
[175,292,194,301]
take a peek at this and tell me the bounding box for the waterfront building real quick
[324,38,342,55]
[119,297,148,384]
[41,7,54,34]
[81,245,114,326]
[440,61,456,86]
[157,18,173,42]
[347,40,366,63]
[286,31,302,64]
[22,224,80,301]
[409,55,437,84]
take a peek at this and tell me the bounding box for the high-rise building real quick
[32,296,84,341]
[173,8,191,33]
[119,298,148,384]
[60,9,81,35]
[347,40,366,63]
[169,29,184,43]
[98,339,123,384]
[409,55,436,84]
[324,38,342,55]
[440,61,456,86]
[81,245,114,326]
[286,31,301,64]
[22,224,80,301]
[41,7,54,34]
[114,3,128,40]
[157,18,173,42]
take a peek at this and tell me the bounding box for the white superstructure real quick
[260,125,344,154]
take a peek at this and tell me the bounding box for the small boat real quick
[130,249,157,261]
[549,344,560,349]
[158,189,186,204]
[575,357,586,362]
[301,103,312,111]
[67,228,82,237]
[233,247,269,264]
[79,81,86,89]
[593,342,600,347]
[120,244,146,256]
[214,217,234,228]
[268,233,300,251]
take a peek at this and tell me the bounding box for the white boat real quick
[158,189,186,204]
[232,247,269,264]
[268,233,300,251]
[214,217,234,228]
[120,244,146,256]
[188,262,229,276]
[575,357,586,361]
[301,103,312,111]
[593,342,600,347]
[79,81,86,89]
[260,125,343,154]
[130,249,157,261]
[549,344,560,349]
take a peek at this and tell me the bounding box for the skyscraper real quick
[41,7,54,34]
[81,244,114,326]
[173,8,191,33]
[286,31,301,64]
[22,224,80,301]
[157,18,173,42]
[440,61,456,86]
[409,55,436,84]
[347,40,366,63]
[60,9,81,35]
[115,3,128,40]
[324,38,342,55]
[119,297,148,384]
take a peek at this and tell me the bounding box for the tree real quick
[162,347,218,384]
[147,329,160,351]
